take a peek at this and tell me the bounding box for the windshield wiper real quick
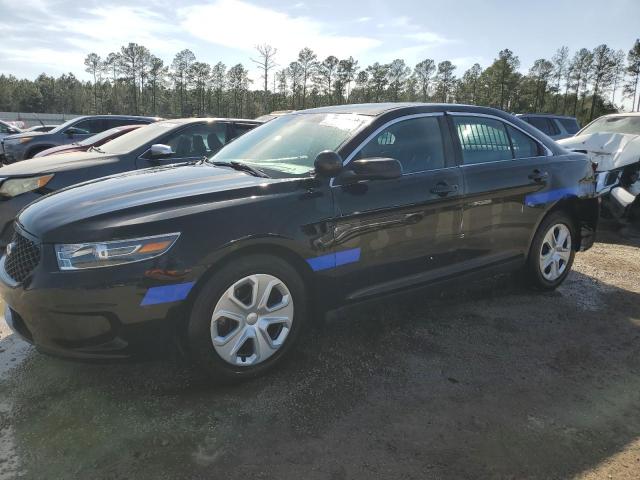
[89,146,105,154]
[211,161,269,178]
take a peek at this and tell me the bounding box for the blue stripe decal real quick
[141,282,195,306]
[306,248,361,272]
[525,187,579,207]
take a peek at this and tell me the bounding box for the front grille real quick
[5,231,41,283]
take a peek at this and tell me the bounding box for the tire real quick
[186,254,308,382]
[526,211,576,291]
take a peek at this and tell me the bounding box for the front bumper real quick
[0,250,195,360]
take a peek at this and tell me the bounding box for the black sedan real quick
[0,103,598,381]
[0,118,260,247]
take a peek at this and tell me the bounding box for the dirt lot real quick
[1,225,639,480]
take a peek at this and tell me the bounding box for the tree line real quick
[1,39,639,125]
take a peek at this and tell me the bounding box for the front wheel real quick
[526,211,576,290]
[186,254,308,382]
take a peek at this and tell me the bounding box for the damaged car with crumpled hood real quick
[558,113,640,222]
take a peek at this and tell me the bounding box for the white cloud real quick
[178,0,381,64]
[355,16,372,23]
[405,32,454,45]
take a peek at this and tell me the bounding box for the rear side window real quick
[353,116,445,173]
[527,117,560,136]
[558,118,580,134]
[453,117,512,164]
[507,126,540,158]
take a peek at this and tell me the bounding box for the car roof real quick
[517,113,578,120]
[156,117,262,125]
[297,102,523,118]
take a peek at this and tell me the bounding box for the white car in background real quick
[558,113,640,221]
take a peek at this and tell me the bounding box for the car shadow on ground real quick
[1,265,639,479]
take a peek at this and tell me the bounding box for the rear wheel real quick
[186,254,308,382]
[526,211,576,290]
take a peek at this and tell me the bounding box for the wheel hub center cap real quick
[246,312,258,325]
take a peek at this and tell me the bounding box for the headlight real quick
[55,233,180,270]
[0,175,54,197]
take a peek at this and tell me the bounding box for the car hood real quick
[0,151,120,175]
[557,132,640,171]
[17,162,283,242]
[3,131,47,141]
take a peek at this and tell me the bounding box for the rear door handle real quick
[528,169,549,183]
[430,182,459,196]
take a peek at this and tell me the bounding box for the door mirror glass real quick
[314,150,343,177]
[149,144,174,159]
[340,157,402,184]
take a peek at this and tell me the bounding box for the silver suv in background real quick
[517,114,580,140]
[1,115,160,164]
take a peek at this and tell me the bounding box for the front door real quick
[329,114,464,300]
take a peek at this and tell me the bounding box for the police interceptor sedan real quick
[0,103,598,381]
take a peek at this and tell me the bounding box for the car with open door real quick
[0,118,261,248]
[0,104,598,381]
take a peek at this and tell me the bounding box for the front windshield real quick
[581,116,640,136]
[99,122,179,154]
[49,117,82,134]
[208,113,372,176]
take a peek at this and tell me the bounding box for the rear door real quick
[329,113,464,300]
[449,113,554,266]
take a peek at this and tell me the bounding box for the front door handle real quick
[430,182,459,196]
[528,169,549,183]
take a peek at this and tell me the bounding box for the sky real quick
[1,0,639,92]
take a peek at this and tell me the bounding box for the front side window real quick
[454,117,512,164]
[352,116,445,174]
[72,119,105,134]
[164,123,229,158]
[209,113,372,176]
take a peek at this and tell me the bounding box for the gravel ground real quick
[0,224,639,479]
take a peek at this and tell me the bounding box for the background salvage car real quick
[559,113,640,221]
[0,118,260,248]
[0,114,160,163]
[0,104,598,381]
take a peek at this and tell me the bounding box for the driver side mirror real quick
[338,157,402,184]
[148,144,174,160]
[314,150,343,177]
